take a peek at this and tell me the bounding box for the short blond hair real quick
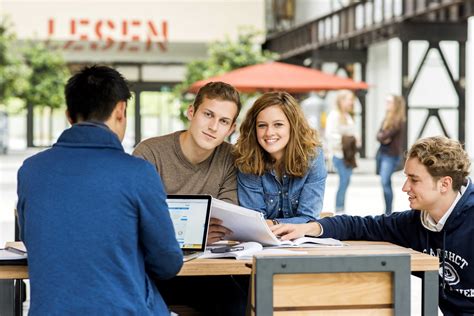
[335,90,355,124]
[407,136,470,191]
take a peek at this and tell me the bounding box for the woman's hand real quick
[270,222,322,240]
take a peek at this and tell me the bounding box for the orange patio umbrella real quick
[189,62,368,93]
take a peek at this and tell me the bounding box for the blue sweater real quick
[17,122,183,315]
[319,182,474,315]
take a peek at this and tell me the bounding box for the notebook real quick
[166,195,212,262]
[0,242,27,265]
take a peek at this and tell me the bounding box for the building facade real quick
[265,0,474,157]
[1,0,265,149]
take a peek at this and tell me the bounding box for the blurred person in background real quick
[325,90,358,213]
[376,94,406,215]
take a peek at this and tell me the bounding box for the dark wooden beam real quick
[398,21,467,41]
[311,49,367,64]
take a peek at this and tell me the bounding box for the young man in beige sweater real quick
[133,82,246,316]
[133,81,241,244]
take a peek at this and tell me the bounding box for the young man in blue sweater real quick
[16,66,183,315]
[272,136,474,315]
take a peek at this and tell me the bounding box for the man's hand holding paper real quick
[207,217,232,244]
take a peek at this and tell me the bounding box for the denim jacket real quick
[237,147,327,224]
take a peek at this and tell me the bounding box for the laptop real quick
[166,195,212,262]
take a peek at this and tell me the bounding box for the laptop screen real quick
[166,195,211,251]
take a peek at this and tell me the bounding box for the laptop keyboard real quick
[182,250,201,262]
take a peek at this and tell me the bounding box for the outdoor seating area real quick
[1,1,474,315]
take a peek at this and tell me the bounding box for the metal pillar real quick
[458,41,466,144]
[401,41,409,151]
[357,62,367,158]
[133,90,142,147]
[26,102,34,147]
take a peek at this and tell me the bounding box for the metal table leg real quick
[422,271,438,316]
[0,279,15,316]
[14,280,24,316]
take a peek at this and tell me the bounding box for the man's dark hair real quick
[193,82,242,121]
[65,65,131,123]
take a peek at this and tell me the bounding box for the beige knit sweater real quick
[133,131,237,204]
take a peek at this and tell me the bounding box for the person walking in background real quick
[376,94,406,215]
[234,91,327,225]
[325,90,358,213]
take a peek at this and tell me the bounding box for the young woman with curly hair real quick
[233,91,327,227]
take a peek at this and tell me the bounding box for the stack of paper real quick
[211,198,344,247]
[0,250,27,261]
[1,242,27,263]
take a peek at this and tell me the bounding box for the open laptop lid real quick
[166,194,212,252]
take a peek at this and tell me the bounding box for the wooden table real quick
[1,241,439,315]
[179,241,439,275]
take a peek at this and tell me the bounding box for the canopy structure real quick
[189,62,369,93]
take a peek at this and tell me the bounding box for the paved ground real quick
[0,149,429,314]
[1,149,43,244]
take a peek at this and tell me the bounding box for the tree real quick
[174,29,278,123]
[0,17,29,106]
[1,18,70,147]
[21,41,69,145]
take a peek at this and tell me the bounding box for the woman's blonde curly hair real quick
[407,136,470,191]
[233,91,321,177]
